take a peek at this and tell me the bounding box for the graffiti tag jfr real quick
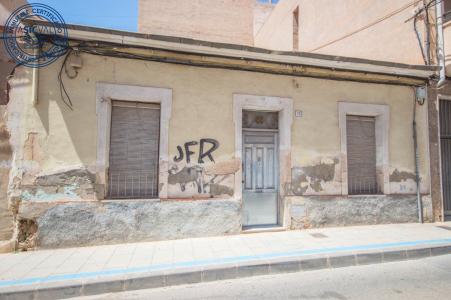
[173,138,219,163]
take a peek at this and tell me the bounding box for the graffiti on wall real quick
[169,138,235,197]
[173,138,219,163]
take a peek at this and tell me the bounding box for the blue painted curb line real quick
[1,237,451,288]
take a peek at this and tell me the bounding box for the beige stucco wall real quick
[255,0,427,65]
[8,52,430,201]
[138,0,254,46]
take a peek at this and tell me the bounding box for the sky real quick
[28,0,138,32]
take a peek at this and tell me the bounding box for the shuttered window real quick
[346,115,379,195]
[108,101,160,199]
[440,100,451,215]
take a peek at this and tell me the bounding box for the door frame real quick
[233,94,293,228]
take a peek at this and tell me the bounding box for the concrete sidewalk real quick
[1,222,451,299]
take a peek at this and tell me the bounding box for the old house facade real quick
[2,20,436,249]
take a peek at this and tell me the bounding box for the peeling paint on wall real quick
[21,185,80,202]
[289,158,339,195]
[209,183,234,196]
[390,169,417,182]
[167,160,236,198]
[168,163,234,198]
[168,165,204,193]
[20,168,96,202]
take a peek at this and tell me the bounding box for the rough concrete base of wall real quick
[290,195,431,229]
[19,199,241,249]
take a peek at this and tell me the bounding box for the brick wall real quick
[138,0,255,45]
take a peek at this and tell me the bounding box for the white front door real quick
[242,130,279,226]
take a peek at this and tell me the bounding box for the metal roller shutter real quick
[108,101,160,199]
[440,100,451,216]
[346,115,379,195]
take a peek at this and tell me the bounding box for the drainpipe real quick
[423,0,431,64]
[30,33,39,106]
[436,1,446,87]
[31,57,39,106]
[413,88,424,224]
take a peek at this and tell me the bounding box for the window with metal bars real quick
[346,115,380,195]
[108,101,160,199]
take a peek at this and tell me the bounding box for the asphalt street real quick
[75,254,451,300]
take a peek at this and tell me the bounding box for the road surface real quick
[76,254,451,300]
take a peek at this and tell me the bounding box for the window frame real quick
[96,83,172,200]
[338,102,390,196]
[346,115,379,195]
[108,101,161,199]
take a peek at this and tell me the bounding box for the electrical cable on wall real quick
[414,16,429,64]
[309,0,425,52]
[410,0,443,66]
[310,0,444,54]
[58,49,74,110]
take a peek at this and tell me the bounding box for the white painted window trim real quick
[338,102,390,195]
[233,94,293,225]
[96,82,172,199]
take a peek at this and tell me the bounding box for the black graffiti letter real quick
[184,141,198,163]
[173,145,184,162]
[198,138,219,163]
